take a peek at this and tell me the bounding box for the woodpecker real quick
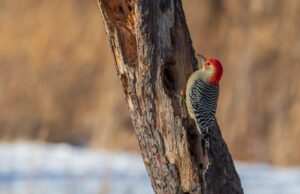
[185,54,223,151]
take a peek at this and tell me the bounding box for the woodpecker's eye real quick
[207,62,211,66]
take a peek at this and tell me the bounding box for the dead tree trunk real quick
[98,1,244,194]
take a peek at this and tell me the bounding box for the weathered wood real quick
[98,0,244,194]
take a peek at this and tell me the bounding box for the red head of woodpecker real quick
[197,54,223,86]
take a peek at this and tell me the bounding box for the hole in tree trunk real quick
[117,5,124,15]
[128,4,132,12]
[162,59,176,94]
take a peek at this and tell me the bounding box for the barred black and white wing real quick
[189,79,219,149]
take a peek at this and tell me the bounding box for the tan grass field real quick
[0,0,300,165]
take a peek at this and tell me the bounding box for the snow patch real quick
[0,142,299,194]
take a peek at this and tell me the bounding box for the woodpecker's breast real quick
[186,77,219,121]
[189,80,219,112]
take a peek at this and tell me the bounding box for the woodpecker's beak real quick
[196,53,207,68]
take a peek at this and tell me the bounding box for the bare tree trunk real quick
[98,1,244,194]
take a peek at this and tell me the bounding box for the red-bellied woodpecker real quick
[185,54,223,151]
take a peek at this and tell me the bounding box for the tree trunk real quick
[98,1,244,194]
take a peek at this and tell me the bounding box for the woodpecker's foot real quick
[172,91,185,105]
[174,92,182,99]
[172,90,183,99]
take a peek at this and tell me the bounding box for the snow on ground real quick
[0,142,299,194]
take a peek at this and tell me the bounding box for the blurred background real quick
[0,0,300,194]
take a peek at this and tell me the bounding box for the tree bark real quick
[98,1,244,194]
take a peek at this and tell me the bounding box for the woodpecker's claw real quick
[172,90,185,104]
[173,92,182,99]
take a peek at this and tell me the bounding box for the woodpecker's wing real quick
[188,80,219,134]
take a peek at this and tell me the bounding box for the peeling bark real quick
[98,0,244,194]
